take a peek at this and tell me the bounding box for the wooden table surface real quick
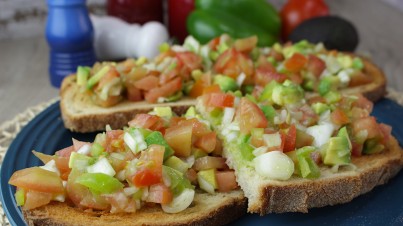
[0,0,402,124]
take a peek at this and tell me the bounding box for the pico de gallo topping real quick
[198,81,391,181]
[9,107,238,213]
[76,34,372,107]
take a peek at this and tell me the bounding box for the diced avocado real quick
[267,56,277,66]
[213,75,238,92]
[15,188,25,206]
[312,102,330,115]
[191,69,203,80]
[324,91,342,104]
[166,91,183,102]
[243,85,254,94]
[295,129,314,148]
[363,138,384,154]
[162,165,193,196]
[217,42,230,54]
[239,143,255,161]
[296,146,320,178]
[197,169,217,194]
[260,105,276,124]
[321,127,351,166]
[137,128,153,138]
[135,56,147,66]
[192,148,208,159]
[76,66,91,86]
[259,80,280,102]
[185,106,197,117]
[164,156,189,174]
[231,90,243,98]
[87,65,110,90]
[154,107,173,118]
[245,94,257,103]
[209,51,220,61]
[272,82,304,106]
[302,79,315,91]
[337,55,353,69]
[159,42,170,53]
[282,40,311,58]
[318,76,340,96]
[238,134,251,144]
[352,57,364,70]
[286,150,300,176]
[209,108,223,126]
[145,131,174,160]
[69,152,95,171]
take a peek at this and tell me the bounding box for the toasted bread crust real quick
[23,190,247,226]
[60,75,195,133]
[60,57,386,133]
[228,137,402,215]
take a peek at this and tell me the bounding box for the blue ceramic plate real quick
[1,99,402,226]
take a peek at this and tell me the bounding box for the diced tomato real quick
[96,67,120,90]
[177,118,210,138]
[144,77,182,103]
[32,151,70,180]
[352,116,381,140]
[250,135,264,148]
[126,85,143,101]
[351,140,363,157]
[9,167,64,193]
[254,65,287,86]
[215,171,238,192]
[282,125,297,152]
[204,93,235,108]
[379,123,392,145]
[193,156,227,171]
[214,48,254,83]
[55,145,74,157]
[132,145,165,187]
[310,151,322,165]
[235,98,268,134]
[353,94,373,113]
[307,54,326,78]
[211,138,223,156]
[103,191,133,213]
[189,79,206,98]
[350,107,370,120]
[72,138,90,152]
[208,36,220,51]
[147,183,173,204]
[203,84,222,94]
[267,49,285,62]
[176,51,203,71]
[307,96,326,105]
[116,58,136,74]
[134,75,159,91]
[331,108,350,125]
[23,190,53,210]
[128,114,164,132]
[284,53,307,73]
[195,132,217,153]
[164,123,193,157]
[234,36,258,54]
[349,71,372,87]
[185,168,198,184]
[298,104,319,126]
[105,130,124,152]
[288,72,303,85]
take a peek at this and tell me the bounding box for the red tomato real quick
[9,167,64,193]
[216,171,238,192]
[194,132,217,153]
[284,53,308,73]
[96,67,120,90]
[254,65,287,86]
[185,168,198,184]
[193,156,227,171]
[307,54,326,78]
[352,116,381,140]
[204,93,235,108]
[235,98,268,134]
[353,94,373,113]
[203,84,222,94]
[105,130,124,152]
[280,0,330,40]
[126,84,143,102]
[351,140,363,157]
[33,151,71,181]
[331,108,350,126]
[282,124,297,152]
[128,114,164,131]
[55,145,74,157]
[379,123,392,145]
[164,123,193,157]
[72,138,90,152]
[176,51,203,71]
[234,36,258,54]
[144,77,182,103]
[134,75,159,91]
[147,183,173,204]
[133,145,165,187]
[189,73,212,98]
[214,48,254,83]
[23,190,53,210]
[177,118,210,138]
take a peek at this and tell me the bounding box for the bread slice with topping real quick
[23,190,246,226]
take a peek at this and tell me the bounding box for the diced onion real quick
[306,123,335,148]
[77,144,91,155]
[123,187,139,196]
[237,72,246,87]
[222,107,235,125]
[198,176,215,194]
[161,188,195,213]
[40,159,60,175]
[262,133,282,148]
[253,151,294,180]
[87,157,116,176]
[252,146,269,157]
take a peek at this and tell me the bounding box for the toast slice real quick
[60,56,385,133]
[23,190,246,226]
[196,95,403,215]
[60,75,195,133]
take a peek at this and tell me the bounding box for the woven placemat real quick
[0,89,402,225]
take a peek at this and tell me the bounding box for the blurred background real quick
[0,0,402,123]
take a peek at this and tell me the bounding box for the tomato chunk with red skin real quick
[284,53,308,73]
[195,132,217,153]
[129,114,163,130]
[132,145,165,187]
[235,98,268,134]
[216,171,238,192]
[176,51,203,71]
[331,108,350,126]
[254,65,287,86]
[134,75,159,91]
[9,167,64,194]
[23,190,53,210]
[353,94,373,113]
[352,116,381,140]
[307,54,326,78]
[147,183,173,204]
[282,125,297,152]
[234,36,258,54]
[164,123,193,157]
[145,77,182,103]
[204,93,235,108]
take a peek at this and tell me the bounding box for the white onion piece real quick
[77,144,91,155]
[87,157,116,176]
[161,188,195,213]
[253,151,294,180]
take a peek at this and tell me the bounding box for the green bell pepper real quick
[187,0,280,47]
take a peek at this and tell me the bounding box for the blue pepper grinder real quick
[46,0,96,88]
